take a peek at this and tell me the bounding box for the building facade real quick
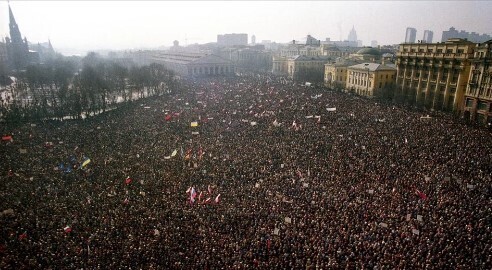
[151,52,235,77]
[441,27,492,43]
[324,60,359,89]
[287,55,332,82]
[217,33,248,47]
[463,40,492,126]
[395,38,475,111]
[346,63,396,97]
[405,27,417,43]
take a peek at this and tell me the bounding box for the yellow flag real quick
[191,121,198,127]
[171,149,178,157]
[82,159,91,167]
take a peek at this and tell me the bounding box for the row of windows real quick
[192,66,233,75]
[403,48,466,54]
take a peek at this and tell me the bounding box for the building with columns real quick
[395,38,475,111]
[463,40,492,126]
[151,52,235,77]
[324,59,360,89]
[346,63,396,97]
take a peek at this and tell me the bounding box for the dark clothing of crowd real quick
[1,74,491,269]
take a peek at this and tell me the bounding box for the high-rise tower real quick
[405,27,417,43]
[348,26,357,42]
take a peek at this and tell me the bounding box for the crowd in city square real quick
[1,74,491,269]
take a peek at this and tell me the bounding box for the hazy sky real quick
[1,1,491,55]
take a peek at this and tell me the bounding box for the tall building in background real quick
[423,30,434,43]
[251,35,256,45]
[217,33,248,47]
[348,26,357,42]
[441,27,492,43]
[5,4,30,71]
[405,27,417,43]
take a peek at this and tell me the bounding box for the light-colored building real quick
[151,52,235,77]
[346,63,396,97]
[423,30,434,43]
[217,33,248,47]
[463,40,492,126]
[287,55,332,82]
[324,59,359,89]
[395,38,475,111]
[272,55,288,75]
[405,27,417,43]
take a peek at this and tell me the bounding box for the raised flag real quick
[190,187,197,203]
[2,135,12,141]
[326,107,336,112]
[198,147,204,160]
[208,185,213,194]
[125,177,132,185]
[81,158,91,168]
[191,121,198,127]
[165,114,172,121]
[214,194,221,203]
[171,149,178,157]
[64,226,72,233]
[415,189,427,200]
[18,232,28,240]
[198,191,203,202]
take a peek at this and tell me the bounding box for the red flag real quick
[208,185,213,194]
[18,232,27,240]
[415,189,427,200]
[125,177,132,185]
[198,191,203,202]
[64,226,72,233]
[198,146,204,160]
[2,135,12,141]
[165,114,172,121]
[204,198,211,204]
[214,194,221,204]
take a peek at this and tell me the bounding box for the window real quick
[465,98,473,107]
[437,49,443,53]
[457,49,464,54]
[428,49,433,53]
[478,102,488,111]
[446,49,453,54]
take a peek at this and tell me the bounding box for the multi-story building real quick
[348,26,358,42]
[217,33,248,47]
[405,27,417,43]
[346,63,396,97]
[441,27,492,43]
[324,59,359,89]
[150,51,235,77]
[395,38,475,111]
[423,30,434,43]
[463,40,492,126]
[287,55,332,82]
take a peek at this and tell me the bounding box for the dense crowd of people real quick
[1,74,491,269]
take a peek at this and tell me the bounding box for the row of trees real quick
[0,53,178,124]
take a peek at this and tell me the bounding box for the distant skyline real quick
[1,1,491,55]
